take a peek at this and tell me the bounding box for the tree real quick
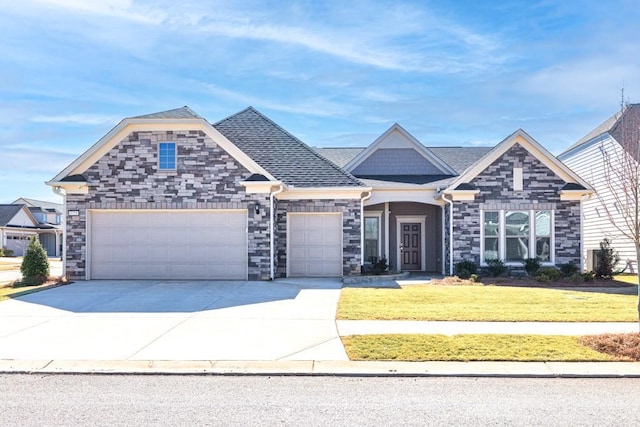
[595,238,620,280]
[597,94,640,328]
[20,236,50,286]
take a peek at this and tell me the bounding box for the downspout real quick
[51,186,66,277]
[270,184,284,280]
[442,193,454,276]
[360,191,372,268]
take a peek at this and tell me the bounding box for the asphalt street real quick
[1,375,640,426]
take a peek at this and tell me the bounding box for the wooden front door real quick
[401,223,421,270]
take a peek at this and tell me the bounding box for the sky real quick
[1,0,639,203]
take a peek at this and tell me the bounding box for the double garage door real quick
[89,210,247,280]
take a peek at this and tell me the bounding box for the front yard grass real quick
[338,284,637,322]
[0,282,63,302]
[342,334,620,361]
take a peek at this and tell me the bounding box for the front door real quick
[401,223,421,270]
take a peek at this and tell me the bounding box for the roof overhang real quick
[441,189,481,201]
[560,189,593,201]
[276,187,372,200]
[239,180,284,194]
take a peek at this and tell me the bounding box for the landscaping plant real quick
[454,260,477,280]
[485,258,507,277]
[20,236,50,286]
[523,257,541,276]
[595,238,620,280]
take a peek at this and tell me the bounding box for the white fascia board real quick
[445,130,594,193]
[442,190,480,201]
[48,118,277,185]
[560,190,593,201]
[45,181,89,194]
[240,181,284,194]
[277,187,371,200]
[367,188,443,205]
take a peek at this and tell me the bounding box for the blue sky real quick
[1,0,639,203]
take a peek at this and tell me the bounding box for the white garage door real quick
[89,210,247,280]
[288,213,342,277]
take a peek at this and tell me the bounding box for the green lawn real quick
[614,274,639,285]
[0,282,62,301]
[342,334,619,361]
[338,284,638,322]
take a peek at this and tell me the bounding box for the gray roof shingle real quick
[0,205,25,227]
[132,106,203,120]
[213,107,363,188]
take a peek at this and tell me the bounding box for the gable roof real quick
[560,103,640,157]
[444,129,593,193]
[212,107,362,188]
[343,123,457,176]
[12,198,62,212]
[0,205,24,227]
[48,106,278,186]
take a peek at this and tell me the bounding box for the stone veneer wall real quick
[275,199,361,277]
[451,143,582,270]
[65,129,271,280]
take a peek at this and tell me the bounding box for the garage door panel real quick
[90,210,247,280]
[288,213,342,278]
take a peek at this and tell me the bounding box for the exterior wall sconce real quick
[254,202,260,215]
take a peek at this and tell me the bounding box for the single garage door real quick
[288,213,342,277]
[89,210,247,280]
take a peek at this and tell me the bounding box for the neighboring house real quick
[0,199,63,256]
[558,104,640,272]
[47,106,592,281]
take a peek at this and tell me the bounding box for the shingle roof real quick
[313,146,493,176]
[0,205,24,227]
[561,104,640,155]
[428,147,494,174]
[132,106,203,120]
[213,107,363,188]
[13,198,62,212]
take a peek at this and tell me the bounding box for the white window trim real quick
[158,141,177,171]
[364,211,383,263]
[395,215,426,271]
[513,167,523,191]
[480,209,555,266]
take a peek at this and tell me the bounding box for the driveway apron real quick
[0,279,348,361]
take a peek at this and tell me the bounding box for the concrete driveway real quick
[0,279,348,361]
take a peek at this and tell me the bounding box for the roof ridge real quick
[131,106,203,119]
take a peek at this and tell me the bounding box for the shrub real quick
[559,263,579,277]
[523,258,541,276]
[368,256,390,275]
[20,236,49,286]
[469,274,480,283]
[534,267,562,282]
[582,271,595,282]
[0,248,14,257]
[485,258,507,277]
[595,238,620,280]
[454,260,477,280]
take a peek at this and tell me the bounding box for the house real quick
[0,199,63,256]
[47,106,592,281]
[558,104,640,272]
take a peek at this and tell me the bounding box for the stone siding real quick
[65,130,271,280]
[275,199,361,277]
[451,143,582,271]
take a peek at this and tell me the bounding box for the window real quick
[513,167,523,191]
[158,142,176,170]
[482,209,554,264]
[364,214,381,262]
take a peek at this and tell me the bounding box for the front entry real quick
[400,223,421,270]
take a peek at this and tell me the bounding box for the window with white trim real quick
[364,212,382,262]
[158,142,176,170]
[482,209,554,264]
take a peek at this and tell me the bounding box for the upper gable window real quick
[158,142,176,170]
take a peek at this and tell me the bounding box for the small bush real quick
[485,258,507,277]
[595,238,620,280]
[469,274,480,283]
[0,248,14,257]
[523,258,541,276]
[20,237,50,286]
[454,260,478,280]
[582,271,595,282]
[368,256,390,275]
[534,267,562,282]
[559,263,579,277]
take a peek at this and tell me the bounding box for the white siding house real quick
[558,104,640,273]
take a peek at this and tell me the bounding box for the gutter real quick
[360,191,373,267]
[270,184,285,280]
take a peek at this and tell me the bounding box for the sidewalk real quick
[2,359,640,377]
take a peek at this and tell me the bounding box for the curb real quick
[2,360,640,378]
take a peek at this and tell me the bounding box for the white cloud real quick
[30,114,118,125]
